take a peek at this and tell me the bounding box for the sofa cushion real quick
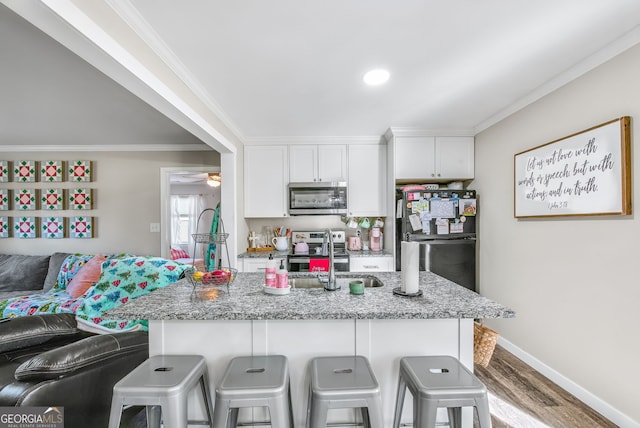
[43,252,71,292]
[0,254,50,292]
[14,331,148,381]
[67,254,107,298]
[0,313,78,353]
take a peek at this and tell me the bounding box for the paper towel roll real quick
[401,241,419,294]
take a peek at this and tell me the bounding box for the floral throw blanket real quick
[0,254,187,333]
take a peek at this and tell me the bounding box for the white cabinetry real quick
[290,145,347,182]
[244,145,288,217]
[349,256,394,272]
[347,144,386,216]
[241,258,268,273]
[395,136,474,181]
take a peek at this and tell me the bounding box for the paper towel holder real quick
[393,287,423,297]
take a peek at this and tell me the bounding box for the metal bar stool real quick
[393,355,491,428]
[108,354,214,428]
[213,355,293,428]
[307,355,384,428]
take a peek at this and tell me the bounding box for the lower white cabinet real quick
[241,258,268,273]
[349,256,394,272]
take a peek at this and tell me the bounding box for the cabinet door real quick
[435,136,474,179]
[244,145,288,217]
[350,256,394,272]
[243,258,268,273]
[394,136,436,180]
[289,145,318,182]
[348,144,386,216]
[318,145,347,182]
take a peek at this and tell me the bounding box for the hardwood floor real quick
[474,345,617,428]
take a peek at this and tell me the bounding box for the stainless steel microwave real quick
[288,182,348,215]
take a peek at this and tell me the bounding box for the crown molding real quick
[385,127,476,138]
[0,143,211,152]
[475,24,640,134]
[242,135,385,145]
[105,0,247,143]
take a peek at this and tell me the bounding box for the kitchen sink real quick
[288,274,383,289]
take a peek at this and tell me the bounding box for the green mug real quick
[349,280,364,295]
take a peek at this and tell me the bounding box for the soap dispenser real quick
[265,254,277,287]
[276,259,288,288]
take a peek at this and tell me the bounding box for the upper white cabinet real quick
[244,145,288,218]
[394,136,474,181]
[348,144,387,216]
[290,144,347,182]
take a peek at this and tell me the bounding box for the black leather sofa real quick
[0,313,148,428]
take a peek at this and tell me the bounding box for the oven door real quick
[287,256,350,272]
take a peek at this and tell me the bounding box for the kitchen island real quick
[106,272,513,427]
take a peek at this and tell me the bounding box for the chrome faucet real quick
[321,229,338,290]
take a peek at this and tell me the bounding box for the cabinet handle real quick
[364,265,379,269]
[431,173,435,177]
[437,173,441,177]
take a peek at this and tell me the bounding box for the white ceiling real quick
[3,0,640,146]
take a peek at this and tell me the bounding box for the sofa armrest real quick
[0,313,78,353]
[15,331,148,381]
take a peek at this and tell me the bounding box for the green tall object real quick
[206,203,220,271]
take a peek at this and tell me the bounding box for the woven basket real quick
[474,321,499,367]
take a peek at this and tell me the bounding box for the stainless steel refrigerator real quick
[395,188,477,291]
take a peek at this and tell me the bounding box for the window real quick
[170,195,204,250]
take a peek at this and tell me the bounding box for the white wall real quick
[475,43,640,423]
[0,150,219,257]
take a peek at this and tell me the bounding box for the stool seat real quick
[108,354,214,428]
[393,355,491,428]
[307,355,384,428]
[214,355,293,428]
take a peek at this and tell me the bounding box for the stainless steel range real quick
[287,230,349,272]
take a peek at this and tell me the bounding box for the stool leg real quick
[475,395,492,428]
[418,399,439,428]
[199,374,215,427]
[447,407,462,428]
[213,399,231,428]
[162,397,188,428]
[362,407,371,428]
[367,395,385,428]
[392,375,407,428]
[146,405,161,428]
[107,393,122,428]
[308,394,329,428]
[269,396,293,428]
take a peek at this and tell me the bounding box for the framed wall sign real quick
[514,117,631,218]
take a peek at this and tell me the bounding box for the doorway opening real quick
[160,167,221,260]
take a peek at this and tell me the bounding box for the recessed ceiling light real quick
[363,69,390,86]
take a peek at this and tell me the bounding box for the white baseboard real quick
[498,337,639,428]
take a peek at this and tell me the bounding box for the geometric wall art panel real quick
[15,189,37,210]
[41,160,64,182]
[70,216,93,238]
[13,160,36,183]
[0,216,9,238]
[69,188,92,210]
[68,160,92,182]
[14,216,37,238]
[42,188,65,210]
[41,216,65,239]
[0,161,9,183]
[0,189,9,211]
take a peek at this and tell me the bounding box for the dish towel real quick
[309,258,330,272]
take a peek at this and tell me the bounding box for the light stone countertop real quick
[104,271,514,321]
